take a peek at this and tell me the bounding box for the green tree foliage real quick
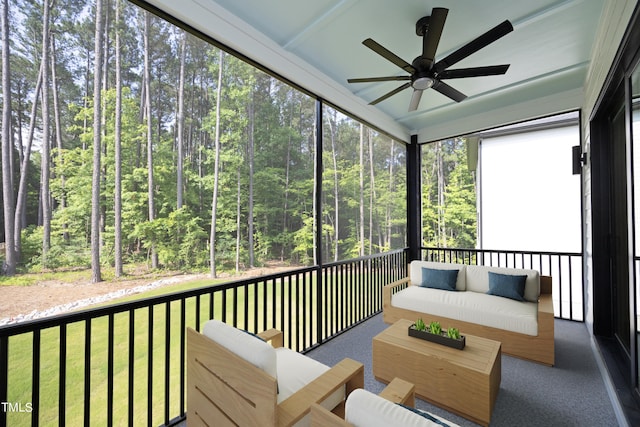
[422,138,477,248]
[0,0,459,278]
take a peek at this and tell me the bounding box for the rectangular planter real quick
[408,324,466,350]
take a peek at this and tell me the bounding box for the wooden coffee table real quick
[372,319,501,426]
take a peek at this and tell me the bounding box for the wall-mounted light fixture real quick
[572,145,587,175]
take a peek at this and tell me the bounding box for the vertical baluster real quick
[164,303,171,425]
[59,324,67,427]
[180,298,186,415]
[128,310,135,426]
[568,256,574,320]
[147,307,153,427]
[253,282,258,333]
[0,335,8,427]
[107,314,114,427]
[84,321,91,427]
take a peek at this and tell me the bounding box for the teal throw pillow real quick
[487,272,527,301]
[420,267,458,291]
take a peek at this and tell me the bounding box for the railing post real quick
[0,335,7,427]
[407,134,422,262]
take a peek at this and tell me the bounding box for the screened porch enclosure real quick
[0,247,584,426]
[2,0,628,424]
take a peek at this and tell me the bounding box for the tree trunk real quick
[91,0,104,283]
[1,0,16,275]
[368,129,376,254]
[14,62,43,258]
[437,141,446,247]
[328,113,339,261]
[235,168,241,273]
[312,115,318,266]
[176,33,186,209]
[50,34,68,243]
[247,87,255,268]
[114,0,123,277]
[209,50,224,278]
[386,140,395,249]
[40,0,51,266]
[143,11,158,268]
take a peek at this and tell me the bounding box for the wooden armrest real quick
[378,377,415,407]
[540,275,552,295]
[384,277,411,291]
[278,358,364,426]
[258,328,284,348]
[310,404,352,427]
[538,292,554,315]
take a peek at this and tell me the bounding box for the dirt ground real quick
[0,262,298,321]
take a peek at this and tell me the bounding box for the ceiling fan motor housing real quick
[416,16,431,36]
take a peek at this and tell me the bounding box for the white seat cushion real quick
[392,285,539,335]
[202,319,277,378]
[345,389,458,427]
[276,348,345,426]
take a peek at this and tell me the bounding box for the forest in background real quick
[0,0,476,281]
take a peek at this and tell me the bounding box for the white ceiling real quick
[146,0,605,142]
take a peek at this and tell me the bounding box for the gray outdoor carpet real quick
[306,314,619,427]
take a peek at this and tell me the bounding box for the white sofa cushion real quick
[202,319,277,379]
[345,389,458,427]
[276,348,345,426]
[465,264,540,302]
[409,261,466,291]
[392,285,539,335]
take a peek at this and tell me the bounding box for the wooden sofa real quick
[187,320,364,426]
[383,261,555,366]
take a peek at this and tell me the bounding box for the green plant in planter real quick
[447,327,461,340]
[415,318,427,331]
[428,321,442,335]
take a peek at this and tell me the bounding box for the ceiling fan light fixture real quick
[412,76,434,90]
[348,8,513,110]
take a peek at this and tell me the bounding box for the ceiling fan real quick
[348,8,513,111]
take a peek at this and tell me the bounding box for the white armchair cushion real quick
[201,319,277,379]
[276,348,345,426]
[345,389,458,427]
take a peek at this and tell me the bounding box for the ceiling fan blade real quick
[348,76,412,83]
[422,8,448,65]
[369,82,411,105]
[408,89,423,112]
[363,38,416,73]
[438,64,510,79]
[432,80,467,102]
[433,20,513,73]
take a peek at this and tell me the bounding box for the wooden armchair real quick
[310,378,458,427]
[187,319,364,426]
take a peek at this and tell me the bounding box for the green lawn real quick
[4,271,360,426]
